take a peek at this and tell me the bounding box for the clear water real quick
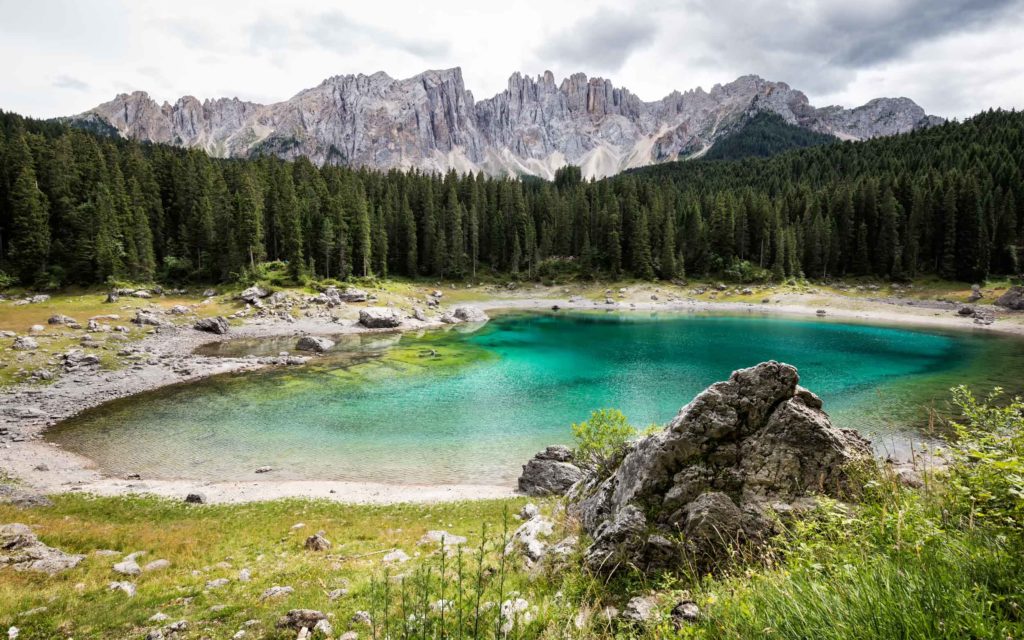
[47,311,1024,485]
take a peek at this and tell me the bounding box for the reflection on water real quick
[48,312,1024,485]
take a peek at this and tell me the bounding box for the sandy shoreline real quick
[2,287,1021,505]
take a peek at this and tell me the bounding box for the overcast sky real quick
[2,0,1023,120]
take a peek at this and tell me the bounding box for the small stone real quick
[254,466,273,474]
[351,611,372,626]
[260,585,294,600]
[277,609,327,630]
[206,578,230,589]
[417,530,467,547]
[328,588,348,601]
[143,559,170,572]
[382,550,410,564]
[671,600,700,627]
[108,581,136,597]
[304,532,331,551]
[112,559,141,576]
[184,493,206,504]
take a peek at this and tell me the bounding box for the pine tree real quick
[8,165,50,283]
[659,210,677,280]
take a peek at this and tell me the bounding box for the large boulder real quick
[11,336,38,351]
[0,523,84,575]
[569,361,871,575]
[359,307,403,328]
[440,305,490,324]
[193,316,229,335]
[338,287,369,302]
[995,286,1024,310]
[238,285,270,303]
[132,310,166,327]
[518,445,584,496]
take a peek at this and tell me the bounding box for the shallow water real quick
[48,311,1024,485]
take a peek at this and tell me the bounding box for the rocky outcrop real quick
[76,70,940,179]
[995,286,1024,310]
[1,523,84,575]
[441,305,490,324]
[359,307,403,329]
[569,361,870,575]
[518,445,584,496]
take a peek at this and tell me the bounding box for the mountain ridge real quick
[75,67,943,179]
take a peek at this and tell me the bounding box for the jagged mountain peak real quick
[76,70,942,179]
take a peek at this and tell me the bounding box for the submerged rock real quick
[518,445,584,496]
[296,336,334,353]
[569,361,871,575]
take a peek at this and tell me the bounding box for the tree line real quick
[0,108,1021,288]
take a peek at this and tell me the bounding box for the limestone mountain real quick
[76,68,942,179]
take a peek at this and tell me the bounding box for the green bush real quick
[571,409,637,472]
[946,386,1024,532]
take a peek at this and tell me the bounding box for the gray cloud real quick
[303,11,450,59]
[676,0,1023,95]
[52,74,89,91]
[538,10,656,72]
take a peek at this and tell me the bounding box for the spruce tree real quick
[8,165,50,283]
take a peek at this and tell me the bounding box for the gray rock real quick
[417,530,467,547]
[169,305,190,315]
[260,585,294,600]
[304,532,331,551]
[671,600,700,627]
[132,310,165,327]
[112,559,141,576]
[570,361,871,575]
[0,523,84,574]
[995,286,1024,310]
[622,595,660,626]
[296,336,335,353]
[143,559,171,572]
[239,286,270,303]
[184,493,206,505]
[338,288,368,302]
[382,549,410,564]
[11,336,38,351]
[47,314,77,325]
[359,307,403,328]
[505,515,553,564]
[277,609,327,630]
[206,577,230,589]
[453,306,488,323]
[108,581,136,597]
[194,316,229,335]
[518,445,584,496]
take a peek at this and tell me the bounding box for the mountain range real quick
[74,68,943,179]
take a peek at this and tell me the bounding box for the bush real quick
[945,386,1024,532]
[571,409,637,473]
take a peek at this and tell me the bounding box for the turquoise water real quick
[48,311,1024,485]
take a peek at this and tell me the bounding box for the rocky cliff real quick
[77,69,942,179]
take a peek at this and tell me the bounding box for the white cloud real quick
[0,0,1021,119]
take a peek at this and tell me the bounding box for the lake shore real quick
[2,283,1021,505]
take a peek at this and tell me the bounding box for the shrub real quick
[572,409,637,473]
[945,386,1024,532]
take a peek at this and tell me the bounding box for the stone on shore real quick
[0,524,84,575]
[518,445,584,496]
[569,361,871,575]
[995,286,1024,310]
[296,336,335,353]
[132,310,166,327]
[194,316,230,335]
[359,307,403,328]
[11,336,38,351]
[440,305,489,324]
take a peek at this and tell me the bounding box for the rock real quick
[132,310,165,327]
[519,503,540,520]
[149,613,169,622]
[518,445,584,496]
[239,286,270,303]
[169,305,190,315]
[238,568,251,581]
[995,286,1024,310]
[569,361,871,575]
[194,316,230,335]
[382,549,410,564]
[143,559,171,572]
[184,493,206,504]
[957,305,975,316]
[105,291,119,303]
[304,532,331,551]
[816,309,827,316]
[328,588,348,600]
[254,466,273,474]
[108,581,136,597]
[131,290,152,298]
[144,631,163,640]
[0,486,52,509]
[11,336,38,351]
[452,306,488,323]
[29,324,45,333]
[359,307,403,328]
[203,289,217,298]
[0,523,84,574]
[277,610,327,630]
[417,530,467,547]
[894,467,924,489]
[505,515,553,564]
[62,350,100,368]
[351,611,372,626]
[113,559,141,576]
[47,314,76,325]
[260,585,294,600]
[296,336,335,353]
[622,595,660,626]
[338,288,368,302]
[206,577,229,589]
[671,600,700,627]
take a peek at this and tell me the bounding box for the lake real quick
[47,311,1024,485]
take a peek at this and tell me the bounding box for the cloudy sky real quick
[2,0,1023,119]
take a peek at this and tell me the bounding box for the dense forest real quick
[0,108,1021,288]
[702,112,838,161]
